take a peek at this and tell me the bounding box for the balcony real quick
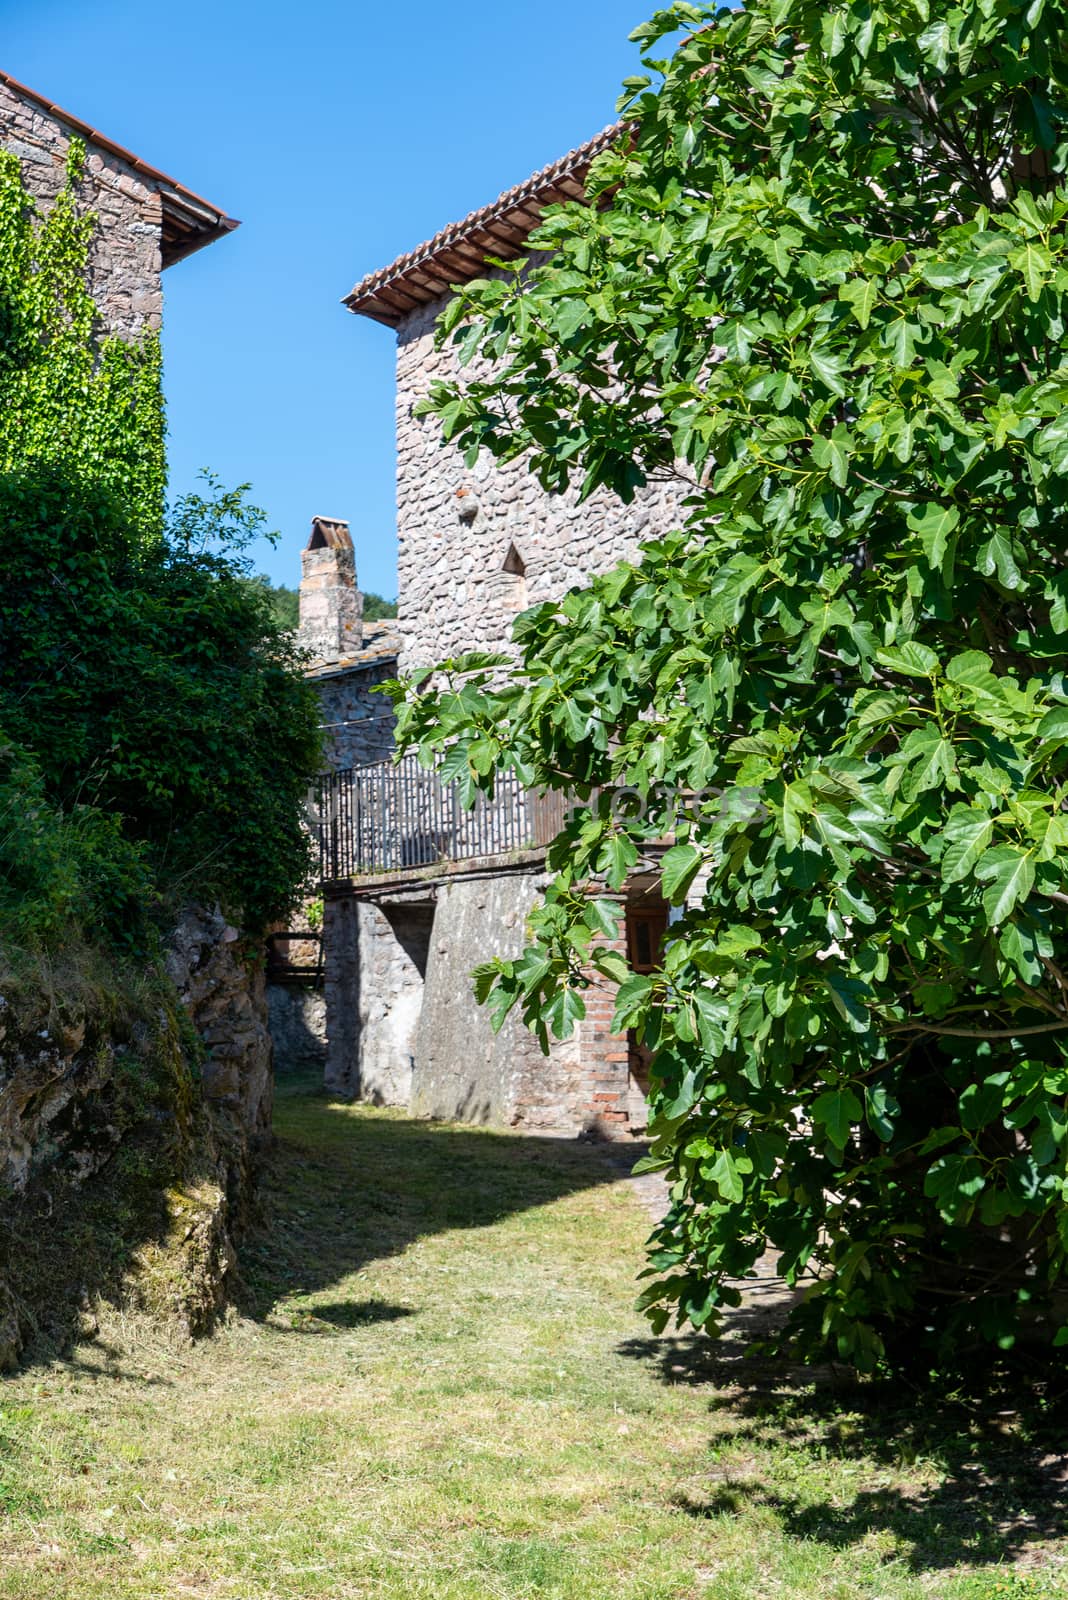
[317,755,568,886]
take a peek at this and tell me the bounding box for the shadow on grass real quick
[0,1002,230,1379]
[286,1300,417,1332]
[309,1299,416,1329]
[620,1324,1068,1574]
[239,1065,623,1322]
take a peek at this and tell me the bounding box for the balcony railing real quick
[317,755,569,883]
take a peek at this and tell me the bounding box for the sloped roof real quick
[0,69,238,266]
[305,618,401,681]
[344,123,621,328]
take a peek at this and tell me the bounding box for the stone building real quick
[267,516,401,1072]
[314,128,681,1136]
[0,69,236,337]
[296,516,400,773]
[348,126,688,675]
[0,77,280,1360]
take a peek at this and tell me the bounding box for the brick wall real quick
[574,899,631,1136]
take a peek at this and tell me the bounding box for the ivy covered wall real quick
[0,137,320,948]
[0,141,165,537]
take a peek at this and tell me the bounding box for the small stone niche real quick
[490,543,527,609]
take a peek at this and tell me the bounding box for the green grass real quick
[0,1068,1066,1597]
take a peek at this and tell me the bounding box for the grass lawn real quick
[0,1068,1066,1598]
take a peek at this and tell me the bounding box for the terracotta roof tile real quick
[345,123,622,328]
[0,69,238,266]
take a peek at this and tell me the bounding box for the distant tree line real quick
[246,580,397,634]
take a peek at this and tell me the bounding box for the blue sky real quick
[1,0,652,599]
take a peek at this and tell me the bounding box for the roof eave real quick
[0,68,239,265]
[160,189,240,266]
[344,122,622,329]
[161,215,240,267]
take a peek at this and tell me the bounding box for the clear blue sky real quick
[1,0,651,600]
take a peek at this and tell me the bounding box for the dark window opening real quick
[626,901,670,1113]
[627,905,668,975]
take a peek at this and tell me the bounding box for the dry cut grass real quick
[0,1069,1066,1598]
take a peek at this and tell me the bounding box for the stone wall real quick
[0,906,273,1366]
[411,871,587,1132]
[313,656,398,774]
[0,78,163,342]
[166,904,274,1161]
[323,895,426,1106]
[394,291,687,672]
[267,986,327,1073]
[322,869,615,1135]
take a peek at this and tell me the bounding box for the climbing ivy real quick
[0,140,320,944]
[0,140,164,537]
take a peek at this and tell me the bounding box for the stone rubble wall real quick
[394,290,687,673]
[324,869,637,1138]
[0,905,273,1366]
[323,896,424,1107]
[0,78,163,341]
[323,870,597,1135]
[267,986,327,1073]
[411,872,588,1133]
[323,897,360,1097]
[165,904,274,1158]
[313,659,398,774]
[0,1000,115,1201]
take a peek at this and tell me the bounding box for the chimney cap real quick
[307,516,352,552]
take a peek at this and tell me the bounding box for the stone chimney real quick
[296,516,363,665]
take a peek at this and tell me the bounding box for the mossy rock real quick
[0,968,239,1365]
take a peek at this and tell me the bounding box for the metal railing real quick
[316,755,569,882]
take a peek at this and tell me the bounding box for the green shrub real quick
[396,0,1068,1367]
[0,122,321,948]
[0,744,80,941]
[0,742,157,951]
[0,464,320,940]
